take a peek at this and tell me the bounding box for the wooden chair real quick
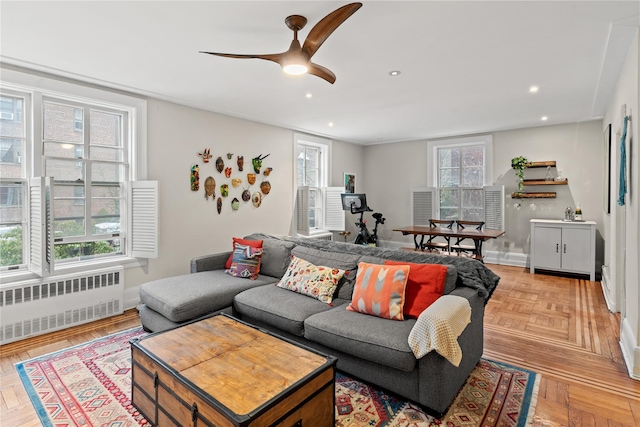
[451,220,485,259]
[422,219,454,252]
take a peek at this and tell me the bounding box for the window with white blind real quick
[293,134,344,235]
[0,69,156,279]
[427,135,494,221]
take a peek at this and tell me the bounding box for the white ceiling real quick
[1,1,638,145]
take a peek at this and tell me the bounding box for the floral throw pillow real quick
[347,262,410,321]
[276,255,346,304]
[225,244,263,280]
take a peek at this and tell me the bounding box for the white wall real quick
[363,121,605,266]
[603,30,639,379]
[125,99,362,289]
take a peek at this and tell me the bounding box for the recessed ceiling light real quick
[389,70,401,76]
[305,93,313,98]
[541,116,548,121]
[529,86,539,93]
[328,122,334,127]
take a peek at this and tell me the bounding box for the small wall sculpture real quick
[190,165,200,191]
[198,148,212,163]
[237,155,244,171]
[221,184,229,197]
[252,154,270,174]
[231,178,242,188]
[251,191,262,208]
[260,181,271,195]
[217,197,222,214]
[224,167,232,178]
[204,176,215,200]
[247,173,256,185]
[216,156,224,173]
[242,188,251,201]
[231,198,240,211]
[263,167,273,176]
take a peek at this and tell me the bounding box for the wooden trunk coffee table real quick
[131,314,336,427]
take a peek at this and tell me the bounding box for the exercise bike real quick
[353,210,386,246]
[340,193,385,246]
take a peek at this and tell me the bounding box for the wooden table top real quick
[136,315,332,416]
[393,225,505,240]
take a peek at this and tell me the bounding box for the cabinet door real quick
[560,227,591,273]
[533,226,561,270]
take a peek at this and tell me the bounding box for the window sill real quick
[0,256,147,286]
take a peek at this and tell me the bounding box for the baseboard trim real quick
[124,285,141,311]
[600,266,616,312]
[620,318,640,380]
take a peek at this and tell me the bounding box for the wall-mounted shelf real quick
[512,192,557,198]
[523,179,568,186]
[525,161,556,168]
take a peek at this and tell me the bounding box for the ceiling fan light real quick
[283,63,308,75]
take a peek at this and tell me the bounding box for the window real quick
[427,135,494,221]
[43,98,126,262]
[0,92,27,269]
[295,135,329,232]
[0,68,154,279]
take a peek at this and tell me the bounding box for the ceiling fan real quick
[200,2,362,84]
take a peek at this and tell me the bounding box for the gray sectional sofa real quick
[138,233,500,417]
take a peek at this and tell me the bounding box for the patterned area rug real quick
[16,327,539,427]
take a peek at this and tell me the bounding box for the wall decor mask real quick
[224,167,232,178]
[231,178,242,188]
[252,154,270,174]
[260,181,271,195]
[190,165,200,191]
[216,156,224,173]
[247,173,256,185]
[198,148,212,163]
[220,184,229,197]
[217,197,222,214]
[237,155,244,171]
[231,197,240,211]
[204,176,215,200]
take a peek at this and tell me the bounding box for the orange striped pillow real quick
[346,262,410,320]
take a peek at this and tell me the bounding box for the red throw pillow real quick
[384,261,447,319]
[225,238,263,269]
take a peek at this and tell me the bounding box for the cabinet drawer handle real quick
[563,244,566,253]
[556,243,559,253]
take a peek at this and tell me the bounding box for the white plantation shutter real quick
[296,186,310,235]
[129,181,158,258]
[323,187,345,231]
[412,187,436,225]
[29,177,54,277]
[483,185,505,230]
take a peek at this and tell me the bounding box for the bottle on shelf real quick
[575,203,582,221]
[545,166,554,181]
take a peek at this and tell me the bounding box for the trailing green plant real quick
[511,156,528,193]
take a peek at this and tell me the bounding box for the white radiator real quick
[0,267,124,344]
[298,232,334,241]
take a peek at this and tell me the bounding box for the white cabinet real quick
[530,219,596,281]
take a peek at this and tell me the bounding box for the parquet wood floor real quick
[0,264,638,426]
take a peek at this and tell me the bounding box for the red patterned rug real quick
[16,327,539,426]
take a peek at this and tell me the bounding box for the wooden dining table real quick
[392,225,505,259]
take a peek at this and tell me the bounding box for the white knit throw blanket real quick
[408,295,471,367]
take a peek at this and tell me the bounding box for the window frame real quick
[293,133,331,234]
[0,68,148,283]
[427,135,493,220]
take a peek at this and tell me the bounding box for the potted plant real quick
[511,156,528,195]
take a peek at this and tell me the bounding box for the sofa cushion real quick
[225,237,263,269]
[233,285,340,337]
[347,262,410,321]
[304,306,418,372]
[276,255,345,304]
[291,246,361,300]
[225,244,263,280]
[384,261,447,318]
[139,270,277,323]
[247,238,296,278]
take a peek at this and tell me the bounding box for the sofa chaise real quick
[137,233,500,416]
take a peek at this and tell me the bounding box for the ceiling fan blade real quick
[307,62,336,84]
[302,2,362,59]
[200,51,284,65]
